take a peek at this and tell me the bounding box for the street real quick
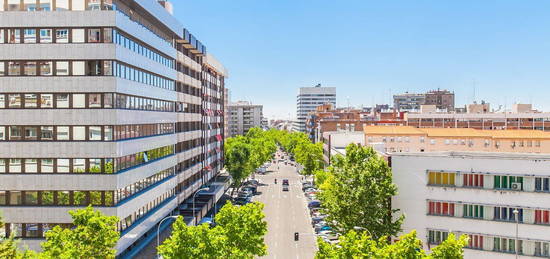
[253,159,317,259]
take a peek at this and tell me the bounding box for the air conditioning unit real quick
[511,183,522,191]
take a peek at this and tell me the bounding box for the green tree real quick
[316,230,467,259]
[215,202,268,258]
[158,217,226,259]
[318,143,403,239]
[41,206,119,259]
[225,136,253,193]
[159,202,268,259]
[294,142,324,175]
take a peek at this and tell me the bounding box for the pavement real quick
[254,157,317,259]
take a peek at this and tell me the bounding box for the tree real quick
[0,213,38,259]
[215,202,268,258]
[41,206,119,259]
[318,143,403,239]
[294,142,324,175]
[159,202,268,259]
[316,230,467,259]
[225,136,253,193]
[158,218,226,259]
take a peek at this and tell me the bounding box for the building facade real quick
[393,93,426,112]
[424,89,454,111]
[0,0,226,256]
[405,112,550,131]
[293,84,336,132]
[392,152,550,258]
[393,89,455,112]
[228,101,263,137]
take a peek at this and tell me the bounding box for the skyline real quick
[173,0,550,119]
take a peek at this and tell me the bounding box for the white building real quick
[228,101,263,137]
[0,0,227,257]
[293,84,336,132]
[392,151,550,258]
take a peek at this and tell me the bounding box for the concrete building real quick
[392,151,550,258]
[393,89,455,112]
[228,101,263,137]
[467,101,491,114]
[393,93,426,112]
[405,111,550,131]
[293,84,336,132]
[0,0,227,257]
[320,131,365,164]
[364,126,550,154]
[424,89,455,111]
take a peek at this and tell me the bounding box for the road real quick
[253,158,317,259]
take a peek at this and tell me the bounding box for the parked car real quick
[308,200,321,209]
[238,190,253,198]
[242,186,257,194]
[233,196,251,205]
[247,179,260,186]
[282,185,289,191]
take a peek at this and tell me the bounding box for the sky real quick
[171,0,550,120]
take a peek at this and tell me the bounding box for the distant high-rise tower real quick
[293,84,336,132]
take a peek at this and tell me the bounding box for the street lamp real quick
[192,187,210,226]
[157,215,179,259]
[513,209,519,259]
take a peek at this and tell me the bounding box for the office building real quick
[424,89,454,111]
[392,152,550,258]
[0,0,227,256]
[228,101,263,137]
[393,93,426,112]
[393,89,455,112]
[293,84,336,132]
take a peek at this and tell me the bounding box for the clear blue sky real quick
[172,0,550,119]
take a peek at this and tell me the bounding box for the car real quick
[308,200,321,209]
[247,179,260,186]
[233,197,251,205]
[282,185,289,191]
[242,186,257,194]
[282,179,289,185]
[237,190,253,198]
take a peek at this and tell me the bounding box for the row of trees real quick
[1,206,119,259]
[158,202,268,258]
[0,201,269,259]
[271,130,324,175]
[224,128,277,192]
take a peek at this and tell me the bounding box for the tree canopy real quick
[159,201,268,259]
[317,143,403,239]
[316,230,468,259]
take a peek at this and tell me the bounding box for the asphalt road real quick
[254,158,317,259]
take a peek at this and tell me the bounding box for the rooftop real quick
[364,126,550,140]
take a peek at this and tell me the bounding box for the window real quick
[467,234,483,250]
[88,28,101,42]
[55,61,69,75]
[56,0,69,10]
[87,0,101,10]
[72,61,85,75]
[0,160,5,173]
[24,126,38,140]
[428,201,454,216]
[73,126,86,140]
[39,61,53,75]
[56,94,69,108]
[73,159,85,173]
[7,0,21,11]
[8,61,21,75]
[89,126,102,140]
[535,210,550,225]
[40,94,53,108]
[494,207,522,222]
[463,173,484,188]
[8,94,21,108]
[73,94,86,108]
[24,94,38,108]
[0,127,4,140]
[535,242,550,257]
[9,126,22,140]
[24,191,38,205]
[9,159,22,173]
[25,159,38,173]
[493,237,520,253]
[72,0,85,11]
[463,204,484,219]
[428,171,455,186]
[41,159,54,173]
[56,126,69,140]
[494,175,523,190]
[23,61,37,75]
[0,62,4,76]
[428,230,449,245]
[38,0,52,11]
[57,159,69,173]
[535,177,550,192]
[55,29,69,43]
[23,28,36,43]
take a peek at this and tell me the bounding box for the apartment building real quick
[307,104,405,142]
[0,0,226,257]
[392,152,550,258]
[406,112,550,131]
[393,89,455,112]
[227,101,263,137]
[364,126,550,153]
[293,84,336,132]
